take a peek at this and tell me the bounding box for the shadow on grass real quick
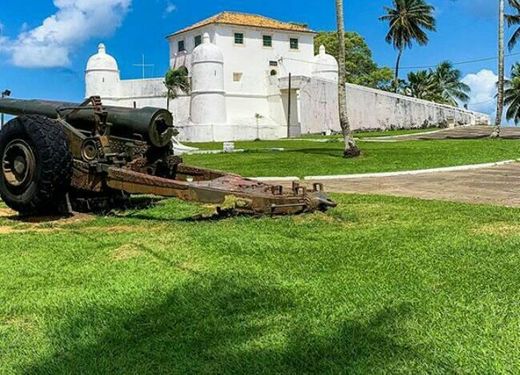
[287,148,346,158]
[23,275,453,374]
[4,196,165,224]
[119,211,254,223]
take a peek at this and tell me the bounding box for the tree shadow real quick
[23,274,453,374]
[4,196,164,224]
[287,148,347,158]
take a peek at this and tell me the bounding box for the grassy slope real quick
[183,139,520,177]
[1,195,520,374]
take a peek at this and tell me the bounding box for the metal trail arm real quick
[104,164,336,215]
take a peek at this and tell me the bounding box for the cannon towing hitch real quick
[0,97,337,216]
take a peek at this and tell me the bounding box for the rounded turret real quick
[85,43,121,99]
[190,33,227,125]
[312,45,339,82]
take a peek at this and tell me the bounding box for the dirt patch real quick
[0,208,16,218]
[1,316,35,331]
[292,212,338,224]
[15,213,94,225]
[112,243,142,261]
[0,226,60,234]
[85,225,162,234]
[0,212,95,234]
[176,259,204,273]
[473,222,520,237]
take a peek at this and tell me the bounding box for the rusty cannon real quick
[0,96,336,216]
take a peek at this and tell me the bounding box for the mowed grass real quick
[1,195,520,374]
[183,139,520,177]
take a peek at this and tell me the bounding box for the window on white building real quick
[178,40,186,52]
[234,33,244,45]
[194,35,202,47]
[290,38,299,50]
[233,72,243,82]
[263,35,272,47]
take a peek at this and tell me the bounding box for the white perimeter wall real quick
[299,80,489,134]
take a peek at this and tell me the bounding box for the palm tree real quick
[405,70,440,101]
[336,0,360,158]
[164,66,190,111]
[431,61,471,106]
[380,0,436,91]
[403,63,470,106]
[494,0,505,137]
[504,63,520,124]
[505,0,520,50]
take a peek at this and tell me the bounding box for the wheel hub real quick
[2,140,36,188]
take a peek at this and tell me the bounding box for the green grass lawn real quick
[183,139,520,177]
[185,129,436,150]
[1,195,520,374]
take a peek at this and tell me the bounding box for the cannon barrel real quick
[0,98,174,148]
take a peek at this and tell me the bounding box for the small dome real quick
[192,33,224,63]
[86,43,119,72]
[312,45,338,74]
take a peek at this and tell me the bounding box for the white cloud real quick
[165,2,176,14]
[0,22,8,53]
[1,0,131,68]
[462,69,498,115]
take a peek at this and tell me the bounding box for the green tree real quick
[164,66,190,111]
[405,70,440,101]
[431,61,471,106]
[314,31,393,89]
[403,62,470,106]
[380,0,436,91]
[336,0,360,158]
[505,0,520,50]
[504,63,520,124]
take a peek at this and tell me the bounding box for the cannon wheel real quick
[0,115,73,215]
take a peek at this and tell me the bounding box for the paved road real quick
[368,126,520,141]
[306,163,520,207]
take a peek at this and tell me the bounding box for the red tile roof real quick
[169,12,315,36]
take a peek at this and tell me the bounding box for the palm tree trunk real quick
[494,0,505,137]
[336,0,360,158]
[394,48,403,92]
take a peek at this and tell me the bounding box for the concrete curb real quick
[303,160,517,180]
[252,176,300,182]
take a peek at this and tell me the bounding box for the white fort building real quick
[85,12,488,142]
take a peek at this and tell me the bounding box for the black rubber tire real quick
[0,115,73,215]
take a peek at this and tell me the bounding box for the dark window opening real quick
[194,35,202,47]
[263,35,272,47]
[234,33,244,44]
[178,40,185,52]
[270,69,278,76]
[269,60,278,67]
[290,38,299,50]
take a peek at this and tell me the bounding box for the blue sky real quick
[0,0,511,115]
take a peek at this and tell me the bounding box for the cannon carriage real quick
[0,97,336,216]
